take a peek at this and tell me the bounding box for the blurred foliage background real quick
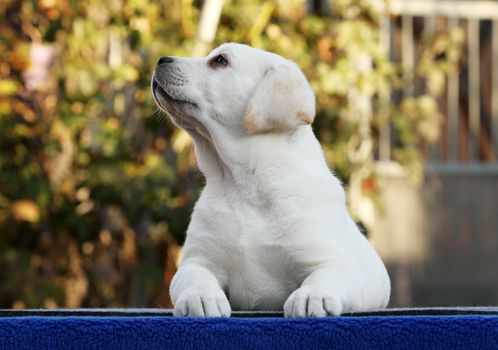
[0,0,462,308]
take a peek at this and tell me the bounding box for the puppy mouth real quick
[152,77,210,139]
[152,79,198,110]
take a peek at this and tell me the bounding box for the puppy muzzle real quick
[152,57,197,109]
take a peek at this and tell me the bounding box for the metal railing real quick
[379,0,498,174]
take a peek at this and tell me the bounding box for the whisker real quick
[147,95,169,125]
[154,109,168,125]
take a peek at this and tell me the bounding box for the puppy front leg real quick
[284,265,363,317]
[170,263,231,317]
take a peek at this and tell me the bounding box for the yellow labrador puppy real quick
[152,43,390,317]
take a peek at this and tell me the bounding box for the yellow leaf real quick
[0,80,20,96]
[11,200,40,223]
[173,129,192,153]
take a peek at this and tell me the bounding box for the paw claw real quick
[284,287,343,318]
[174,289,231,317]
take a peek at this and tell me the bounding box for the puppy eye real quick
[210,54,228,67]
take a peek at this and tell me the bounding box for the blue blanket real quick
[1,309,497,349]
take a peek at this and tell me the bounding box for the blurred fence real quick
[373,0,498,307]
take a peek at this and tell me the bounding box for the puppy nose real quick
[157,56,174,66]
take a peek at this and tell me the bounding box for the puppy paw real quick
[174,288,231,317]
[283,286,343,317]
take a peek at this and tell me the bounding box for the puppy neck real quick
[195,125,329,191]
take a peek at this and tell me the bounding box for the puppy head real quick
[151,43,315,137]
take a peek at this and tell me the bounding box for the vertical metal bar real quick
[424,16,437,161]
[379,14,391,161]
[424,16,436,37]
[402,15,414,98]
[448,17,460,162]
[192,0,225,56]
[468,19,480,162]
[493,19,498,162]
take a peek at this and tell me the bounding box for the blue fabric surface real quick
[0,315,497,350]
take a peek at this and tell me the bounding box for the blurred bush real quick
[0,0,461,308]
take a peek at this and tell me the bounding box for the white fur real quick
[151,43,390,317]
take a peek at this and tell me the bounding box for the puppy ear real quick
[244,63,315,135]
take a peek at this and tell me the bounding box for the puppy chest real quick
[226,267,294,310]
[193,200,305,309]
[223,239,302,310]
